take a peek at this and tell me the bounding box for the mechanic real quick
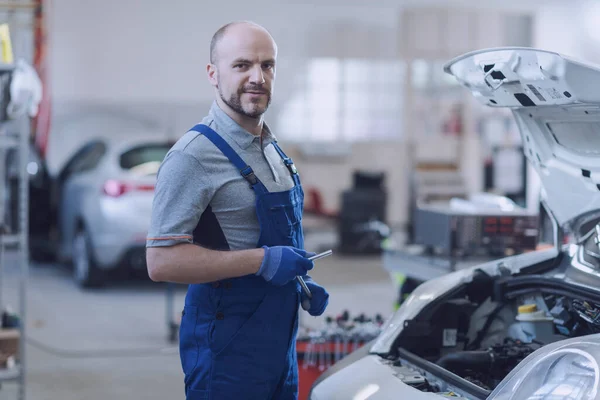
[145,21,330,400]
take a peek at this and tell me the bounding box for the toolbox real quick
[295,311,384,400]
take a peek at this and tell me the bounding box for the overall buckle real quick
[240,166,259,185]
[284,158,298,175]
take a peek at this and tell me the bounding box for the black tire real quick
[72,228,104,288]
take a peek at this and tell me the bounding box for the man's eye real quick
[234,64,246,69]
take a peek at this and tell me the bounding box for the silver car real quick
[311,47,600,399]
[54,131,173,288]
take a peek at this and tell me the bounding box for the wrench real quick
[298,250,333,310]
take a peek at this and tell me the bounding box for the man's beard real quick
[219,85,271,119]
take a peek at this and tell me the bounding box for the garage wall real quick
[48,0,399,104]
[534,1,600,63]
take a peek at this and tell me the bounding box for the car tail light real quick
[102,179,155,197]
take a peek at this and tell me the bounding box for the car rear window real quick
[119,144,172,170]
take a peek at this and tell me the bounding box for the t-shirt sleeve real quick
[146,150,214,248]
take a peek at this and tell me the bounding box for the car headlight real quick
[489,344,600,400]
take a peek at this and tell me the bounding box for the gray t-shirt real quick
[146,101,295,250]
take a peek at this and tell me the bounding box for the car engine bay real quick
[383,249,600,398]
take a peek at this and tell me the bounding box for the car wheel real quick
[72,228,104,288]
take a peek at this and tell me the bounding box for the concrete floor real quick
[0,244,396,400]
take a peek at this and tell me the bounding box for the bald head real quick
[206,21,278,121]
[210,21,277,65]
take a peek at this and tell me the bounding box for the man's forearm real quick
[146,243,265,284]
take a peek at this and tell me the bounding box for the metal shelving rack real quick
[0,63,30,400]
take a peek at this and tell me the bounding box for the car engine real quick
[434,338,538,390]
[387,266,600,397]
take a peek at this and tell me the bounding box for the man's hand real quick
[256,246,315,286]
[300,276,329,316]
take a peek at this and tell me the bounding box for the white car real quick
[311,47,600,399]
[40,115,174,288]
[57,134,172,288]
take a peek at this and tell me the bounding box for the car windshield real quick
[119,143,171,175]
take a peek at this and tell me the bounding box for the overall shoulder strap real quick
[272,141,301,186]
[190,124,262,188]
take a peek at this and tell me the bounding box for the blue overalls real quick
[179,124,304,400]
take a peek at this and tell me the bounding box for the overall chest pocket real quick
[268,201,303,239]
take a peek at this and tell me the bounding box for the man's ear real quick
[207,64,218,88]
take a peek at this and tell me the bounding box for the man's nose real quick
[249,65,265,84]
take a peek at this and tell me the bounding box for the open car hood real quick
[444,47,600,239]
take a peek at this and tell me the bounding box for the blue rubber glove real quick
[257,246,315,286]
[300,276,329,316]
